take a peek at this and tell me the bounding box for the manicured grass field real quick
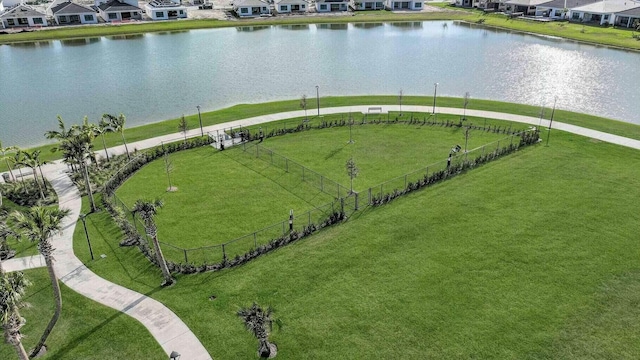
[0,268,164,360]
[115,146,334,252]
[73,119,640,359]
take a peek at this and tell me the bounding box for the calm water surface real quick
[1,21,639,147]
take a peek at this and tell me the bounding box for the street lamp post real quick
[546,96,558,146]
[196,105,203,137]
[316,85,320,116]
[432,82,439,114]
[79,214,94,261]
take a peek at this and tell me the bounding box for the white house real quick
[504,0,549,14]
[233,0,270,16]
[387,0,423,10]
[454,0,480,8]
[569,0,640,24]
[1,5,48,27]
[50,1,98,25]
[315,0,349,12]
[275,0,308,13]
[351,0,385,10]
[145,0,187,20]
[614,6,640,27]
[96,0,142,22]
[534,0,600,19]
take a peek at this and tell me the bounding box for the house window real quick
[280,5,286,11]
[572,12,579,19]
[241,7,248,13]
[414,2,421,7]
[320,4,327,10]
[7,19,15,25]
[262,6,266,10]
[84,14,94,21]
[179,10,184,14]
[555,10,562,16]
[376,2,383,8]
[156,11,164,17]
[33,17,44,24]
[301,4,305,8]
[603,14,609,20]
[109,12,118,19]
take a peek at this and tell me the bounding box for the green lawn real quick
[0,268,164,360]
[115,146,335,254]
[73,120,640,359]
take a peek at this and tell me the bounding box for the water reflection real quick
[317,23,348,30]
[279,24,309,30]
[236,25,270,32]
[108,34,144,41]
[388,21,423,29]
[9,41,53,48]
[353,22,384,29]
[60,37,101,46]
[154,30,189,35]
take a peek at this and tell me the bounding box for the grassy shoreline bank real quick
[2,95,639,172]
[1,6,639,50]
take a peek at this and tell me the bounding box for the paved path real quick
[2,254,46,272]
[96,105,640,159]
[40,163,212,360]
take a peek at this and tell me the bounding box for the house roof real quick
[537,0,599,9]
[0,4,46,18]
[51,1,97,14]
[234,0,268,7]
[98,0,140,11]
[572,0,640,13]
[505,0,550,6]
[616,5,640,15]
[147,0,186,8]
[274,0,308,4]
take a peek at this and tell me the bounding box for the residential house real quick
[145,0,187,20]
[534,0,600,19]
[315,0,349,12]
[504,0,549,14]
[614,6,640,28]
[50,1,98,25]
[351,0,385,10]
[387,0,423,10]
[454,0,480,8]
[96,0,142,22]
[569,0,640,25]
[233,0,270,16]
[275,0,308,13]
[1,4,48,27]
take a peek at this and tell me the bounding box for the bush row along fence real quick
[240,141,353,200]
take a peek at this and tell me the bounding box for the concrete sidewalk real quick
[95,105,640,160]
[2,254,46,272]
[43,163,212,360]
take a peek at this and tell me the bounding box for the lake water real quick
[1,21,639,147]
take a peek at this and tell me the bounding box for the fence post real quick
[254,232,257,248]
[368,188,372,204]
[222,244,227,262]
[355,192,359,211]
[404,174,407,189]
[184,249,188,263]
[340,198,345,214]
[380,184,383,198]
[510,135,514,146]
[282,221,285,236]
[482,146,485,156]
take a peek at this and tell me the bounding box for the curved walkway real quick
[97,105,640,159]
[41,163,212,360]
[2,254,46,272]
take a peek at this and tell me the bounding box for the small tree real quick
[463,92,470,120]
[1,270,31,360]
[132,199,174,286]
[300,95,308,122]
[106,113,130,160]
[96,116,114,162]
[398,89,404,114]
[164,153,175,192]
[237,303,280,358]
[346,157,358,194]
[178,115,188,144]
[0,142,17,182]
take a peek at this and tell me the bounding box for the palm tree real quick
[15,150,45,201]
[131,199,174,286]
[96,116,114,162]
[0,141,18,182]
[106,114,130,160]
[9,206,70,358]
[45,116,76,171]
[237,303,279,358]
[11,151,26,184]
[1,270,31,360]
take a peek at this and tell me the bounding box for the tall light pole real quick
[79,213,94,261]
[546,96,558,146]
[196,105,203,137]
[432,82,438,114]
[316,85,320,116]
